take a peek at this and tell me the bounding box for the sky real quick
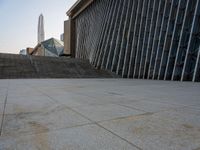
[0,0,77,54]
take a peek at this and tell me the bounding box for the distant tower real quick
[38,14,45,43]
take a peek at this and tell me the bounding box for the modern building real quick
[19,49,27,55]
[31,38,64,57]
[63,20,70,56]
[66,0,200,82]
[26,47,34,55]
[38,14,45,44]
[60,33,64,41]
[19,48,34,55]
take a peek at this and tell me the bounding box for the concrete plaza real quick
[0,79,199,150]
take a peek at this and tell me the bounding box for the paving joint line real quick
[35,88,143,150]
[117,103,147,112]
[66,104,143,150]
[3,85,98,137]
[96,113,152,124]
[96,123,142,150]
[117,102,190,115]
[37,88,145,124]
[0,85,9,136]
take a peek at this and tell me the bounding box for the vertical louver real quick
[74,0,200,82]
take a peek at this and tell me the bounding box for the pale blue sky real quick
[0,0,76,54]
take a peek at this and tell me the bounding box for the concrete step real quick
[0,53,117,79]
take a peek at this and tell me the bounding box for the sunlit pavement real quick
[0,79,200,150]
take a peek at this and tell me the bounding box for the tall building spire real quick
[38,14,45,43]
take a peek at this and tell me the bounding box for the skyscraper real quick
[38,14,45,43]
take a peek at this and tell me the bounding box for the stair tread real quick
[0,53,116,79]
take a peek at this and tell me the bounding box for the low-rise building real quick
[19,49,27,55]
[31,38,64,57]
[63,20,70,56]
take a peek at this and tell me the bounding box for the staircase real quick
[0,53,116,79]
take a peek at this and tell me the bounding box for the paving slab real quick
[145,95,200,106]
[153,107,200,127]
[7,88,43,99]
[0,93,6,115]
[38,85,89,95]
[0,81,8,90]
[0,88,7,117]
[77,91,136,105]
[2,105,91,136]
[0,88,6,104]
[101,81,200,106]
[72,104,145,122]
[0,124,138,150]
[0,79,199,149]
[100,112,200,150]
[187,104,200,110]
[5,95,55,114]
[47,93,97,107]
